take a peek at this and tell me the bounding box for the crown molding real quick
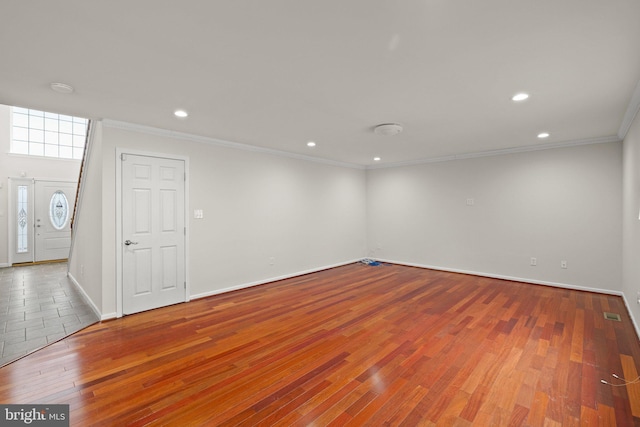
[101,120,622,172]
[366,135,621,170]
[618,78,640,140]
[101,119,365,170]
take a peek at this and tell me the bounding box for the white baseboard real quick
[67,272,103,320]
[191,258,362,301]
[62,256,640,342]
[0,263,11,268]
[100,312,118,321]
[621,293,640,342]
[373,258,624,296]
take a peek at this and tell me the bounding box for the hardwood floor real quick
[0,263,638,426]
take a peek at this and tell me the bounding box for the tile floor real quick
[0,262,99,367]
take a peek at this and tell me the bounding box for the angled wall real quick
[623,110,640,336]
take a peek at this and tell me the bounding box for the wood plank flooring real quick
[0,263,639,426]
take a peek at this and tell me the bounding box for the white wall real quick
[68,122,103,314]
[623,111,640,335]
[367,142,622,293]
[2,97,633,335]
[0,104,81,266]
[70,123,367,316]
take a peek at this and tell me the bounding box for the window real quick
[11,107,88,159]
[17,185,28,253]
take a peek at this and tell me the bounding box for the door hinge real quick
[121,153,127,161]
[184,227,186,235]
[184,281,187,289]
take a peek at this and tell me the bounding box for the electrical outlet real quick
[561,260,567,269]
[466,198,474,206]
[269,257,275,266]
[530,257,537,266]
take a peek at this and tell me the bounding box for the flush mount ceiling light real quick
[174,109,188,118]
[50,82,74,94]
[374,123,403,136]
[511,93,529,102]
[307,141,316,147]
[537,132,550,139]
[373,157,381,161]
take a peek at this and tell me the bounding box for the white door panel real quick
[122,154,185,315]
[35,180,76,262]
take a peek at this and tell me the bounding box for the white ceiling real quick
[1,1,640,167]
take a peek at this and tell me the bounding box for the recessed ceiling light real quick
[511,93,529,102]
[50,82,74,94]
[307,141,316,147]
[537,132,550,139]
[373,157,381,161]
[174,109,188,118]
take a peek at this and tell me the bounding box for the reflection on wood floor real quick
[0,263,638,425]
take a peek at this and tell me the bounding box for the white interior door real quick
[122,154,186,315]
[34,180,76,262]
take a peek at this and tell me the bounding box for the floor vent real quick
[603,312,621,322]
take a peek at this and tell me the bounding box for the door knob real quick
[124,240,139,246]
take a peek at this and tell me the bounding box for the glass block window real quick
[11,107,88,159]
[49,191,70,230]
[17,185,28,253]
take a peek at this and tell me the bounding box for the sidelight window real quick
[17,185,28,253]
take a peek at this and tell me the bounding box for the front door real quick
[121,154,186,315]
[34,180,76,262]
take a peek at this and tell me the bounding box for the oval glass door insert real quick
[49,190,70,230]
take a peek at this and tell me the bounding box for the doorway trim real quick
[115,148,190,318]
[7,177,77,265]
